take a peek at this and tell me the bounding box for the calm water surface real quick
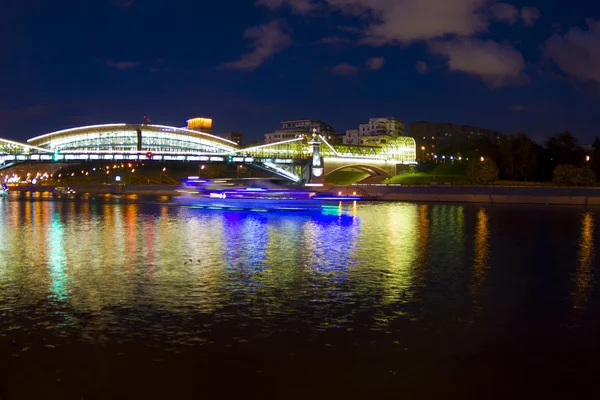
[0,195,599,399]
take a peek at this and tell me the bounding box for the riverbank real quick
[350,184,600,206]
[8,184,600,206]
[8,184,177,196]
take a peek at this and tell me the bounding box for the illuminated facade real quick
[265,119,336,144]
[0,122,416,183]
[238,135,416,164]
[186,117,213,133]
[0,138,50,154]
[27,124,238,154]
[344,117,405,145]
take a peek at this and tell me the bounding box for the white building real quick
[343,117,405,145]
[264,119,335,144]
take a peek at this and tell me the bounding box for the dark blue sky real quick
[1,0,600,144]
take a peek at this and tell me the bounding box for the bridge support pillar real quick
[306,131,324,186]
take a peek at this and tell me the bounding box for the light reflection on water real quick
[0,198,598,355]
[571,211,595,310]
[470,208,490,310]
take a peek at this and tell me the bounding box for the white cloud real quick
[521,7,540,26]
[257,0,540,43]
[544,19,600,85]
[326,0,491,45]
[416,61,429,73]
[429,38,526,87]
[253,0,538,85]
[256,0,318,14]
[365,57,385,70]
[331,63,359,75]
[222,20,292,70]
[489,2,519,24]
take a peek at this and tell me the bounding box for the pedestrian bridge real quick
[0,123,416,182]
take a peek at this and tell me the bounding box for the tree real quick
[534,144,554,181]
[553,164,597,186]
[499,132,537,181]
[467,159,499,184]
[546,131,585,168]
[553,164,577,185]
[590,137,600,179]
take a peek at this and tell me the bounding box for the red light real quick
[146,151,153,158]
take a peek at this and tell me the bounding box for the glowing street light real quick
[480,156,485,162]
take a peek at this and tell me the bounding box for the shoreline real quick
[348,184,600,206]
[7,184,600,206]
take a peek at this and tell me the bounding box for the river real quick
[0,195,598,399]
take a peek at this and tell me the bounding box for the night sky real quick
[2,0,600,144]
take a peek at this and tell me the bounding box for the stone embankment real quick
[345,184,600,206]
[11,184,600,206]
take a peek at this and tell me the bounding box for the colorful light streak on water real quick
[0,198,597,398]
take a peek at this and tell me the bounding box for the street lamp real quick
[160,167,167,183]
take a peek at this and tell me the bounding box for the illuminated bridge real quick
[0,123,416,182]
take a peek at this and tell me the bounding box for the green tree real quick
[546,131,585,168]
[499,132,537,181]
[467,159,499,184]
[590,137,600,178]
[553,164,577,185]
[553,164,597,186]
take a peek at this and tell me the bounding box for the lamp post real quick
[159,167,166,183]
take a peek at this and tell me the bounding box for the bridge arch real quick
[26,124,238,154]
[326,164,393,178]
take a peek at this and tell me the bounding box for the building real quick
[343,117,405,145]
[321,133,345,145]
[185,117,242,146]
[186,117,213,133]
[264,119,335,144]
[215,132,242,146]
[408,121,503,161]
[26,124,237,154]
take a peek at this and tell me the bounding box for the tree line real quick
[439,132,600,185]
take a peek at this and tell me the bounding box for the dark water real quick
[0,195,599,399]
